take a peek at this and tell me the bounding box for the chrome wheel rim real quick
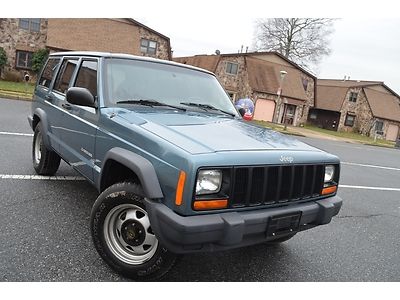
[34,131,42,165]
[103,203,158,265]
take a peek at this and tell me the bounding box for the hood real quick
[117,109,319,155]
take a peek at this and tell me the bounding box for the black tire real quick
[265,233,296,246]
[32,122,61,175]
[90,182,178,281]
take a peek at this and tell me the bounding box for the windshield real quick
[103,58,238,116]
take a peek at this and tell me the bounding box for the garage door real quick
[254,99,275,122]
[386,124,399,141]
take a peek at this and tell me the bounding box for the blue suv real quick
[28,52,342,280]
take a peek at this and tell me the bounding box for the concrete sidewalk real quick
[285,125,357,143]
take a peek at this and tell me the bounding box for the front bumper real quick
[145,195,342,254]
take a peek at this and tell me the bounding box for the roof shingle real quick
[364,88,400,122]
[246,57,308,101]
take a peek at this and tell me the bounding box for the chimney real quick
[245,46,248,53]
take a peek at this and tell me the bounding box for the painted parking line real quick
[0,131,33,137]
[0,174,85,181]
[342,162,400,172]
[339,185,400,192]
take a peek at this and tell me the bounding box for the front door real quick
[281,104,296,125]
[59,59,99,182]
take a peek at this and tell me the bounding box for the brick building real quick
[174,52,316,126]
[308,79,400,141]
[0,18,171,78]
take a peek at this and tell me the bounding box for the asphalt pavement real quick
[0,98,399,281]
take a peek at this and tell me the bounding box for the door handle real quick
[62,103,72,110]
[44,95,53,101]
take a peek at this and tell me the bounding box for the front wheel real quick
[90,182,177,281]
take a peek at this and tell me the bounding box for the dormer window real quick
[226,62,238,75]
[349,92,358,102]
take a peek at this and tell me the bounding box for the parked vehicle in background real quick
[28,52,342,280]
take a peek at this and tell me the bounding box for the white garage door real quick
[386,124,399,141]
[254,99,275,122]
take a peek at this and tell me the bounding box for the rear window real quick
[38,58,60,88]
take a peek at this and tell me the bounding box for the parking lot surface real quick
[1,98,399,281]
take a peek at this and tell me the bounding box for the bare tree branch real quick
[253,18,335,70]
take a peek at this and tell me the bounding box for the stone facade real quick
[0,18,171,79]
[338,88,374,134]
[213,56,250,101]
[138,27,170,61]
[0,18,47,78]
[299,73,315,124]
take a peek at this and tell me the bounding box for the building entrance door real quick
[281,104,296,125]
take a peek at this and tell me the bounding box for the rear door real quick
[34,57,63,153]
[59,58,99,182]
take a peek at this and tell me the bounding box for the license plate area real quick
[266,212,301,238]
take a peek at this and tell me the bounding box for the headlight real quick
[324,165,335,183]
[196,170,222,195]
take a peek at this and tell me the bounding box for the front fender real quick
[99,147,163,199]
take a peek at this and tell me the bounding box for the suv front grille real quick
[229,165,325,208]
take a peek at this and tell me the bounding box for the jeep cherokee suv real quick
[28,52,342,280]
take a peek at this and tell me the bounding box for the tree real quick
[0,47,7,78]
[32,48,49,74]
[253,18,335,70]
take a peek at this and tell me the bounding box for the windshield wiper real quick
[180,102,236,117]
[116,99,186,111]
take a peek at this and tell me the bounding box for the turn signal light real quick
[175,170,186,206]
[193,199,228,211]
[321,185,337,195]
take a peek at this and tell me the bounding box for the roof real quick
[246,57,309,101]
[315,79,400,122]
[174,51,316,79]
[49,51,214,75]
[173,55,220,73]
[315,85,348,111]
[221,51,316,79]
[174,52,314,101]
[318,79,382,88]
[364,88,400,122]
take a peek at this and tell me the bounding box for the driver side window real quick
[74,60,98,98]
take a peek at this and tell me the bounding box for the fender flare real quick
[32,108,51,148]
[99,147,163,199]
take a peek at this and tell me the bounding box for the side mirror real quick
[66,87,96,108]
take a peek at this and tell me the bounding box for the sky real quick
[5,0,400,94]
[135,15,400,94]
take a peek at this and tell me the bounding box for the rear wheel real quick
[32,122,61,175]
[90,182,177,281]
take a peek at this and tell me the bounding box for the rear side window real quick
[53,59,79,94]
[74,60,98,97]
[38,58,60,88]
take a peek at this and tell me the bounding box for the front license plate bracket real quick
[266,212,302,238]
